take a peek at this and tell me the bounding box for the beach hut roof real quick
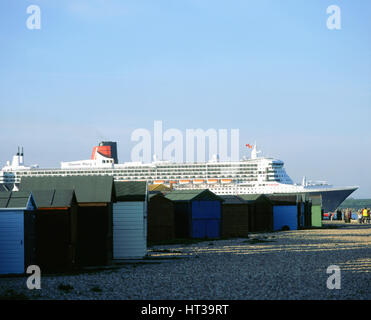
[0,184,9,192]
[266,194,298,205]
[239,194,272,203]
[0,191,35,209]
[148,192,171,201]
[165,189,223,202]
[114,181,146,201]
[20,176,115,203]
[219,195,247,204]
[31,189,76,208]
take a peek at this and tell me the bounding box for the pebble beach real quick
[1,221,370,300]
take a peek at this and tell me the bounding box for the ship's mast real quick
[250,143,261,160]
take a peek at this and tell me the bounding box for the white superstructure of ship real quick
[0,142,358,212]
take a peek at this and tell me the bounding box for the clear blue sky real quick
[0,0,370,197]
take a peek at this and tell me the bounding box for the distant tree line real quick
[338,198,371,210]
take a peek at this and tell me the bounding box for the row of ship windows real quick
[14,174,258,179]
[10,166,286,175]
[10,178,279,184]
[156,164,259,168]
[15,169,262,175]
[13,165,279,172]
[11,176,281,184]
[15,172,262,178]
[14,176,270,182]
[12,174,282,182]
[115,165,262,170]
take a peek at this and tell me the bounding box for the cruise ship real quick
[0,142,358,212]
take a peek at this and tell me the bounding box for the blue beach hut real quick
[165,189,223,239]
[0,191,36,275]
[267,195,299,231]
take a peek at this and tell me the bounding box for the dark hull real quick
[307,188,358,212]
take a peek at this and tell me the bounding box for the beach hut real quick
[267,195,299,231]
[310,195,322,227]
[113,181,147,259]
[291,194,310,229]
[165,189,223,239]
[147,193,175,243]
[270,193,312,229]
[220,195,249,238]
[31,189,78,271]
[0,191,36,275]
[302,195,312,228]
[20,176,115,267]
[239,194,274,232]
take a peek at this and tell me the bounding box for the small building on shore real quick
[0,191,36,275]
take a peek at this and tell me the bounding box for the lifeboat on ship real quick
[221,179,232,184]
[193,179,204,184]
[179,180,191,184]
[207,179,218,184]
[154,180,165,184]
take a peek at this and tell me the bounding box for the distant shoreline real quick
[339,198,371,210]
